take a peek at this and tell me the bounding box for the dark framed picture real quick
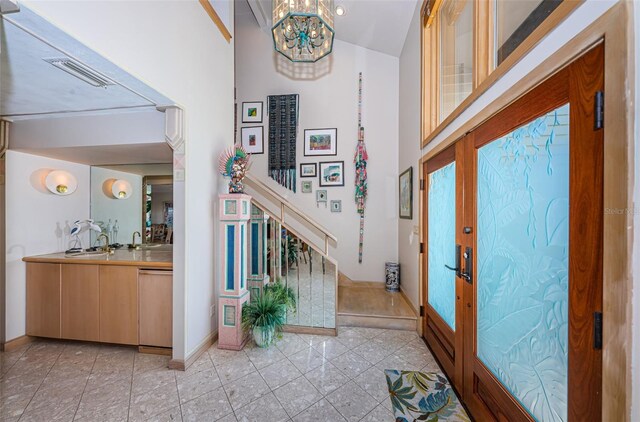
[319,161,344,187]
[242,101,263,123]
[304,128,337,156]
[399,167,413,219]
[241,126,264,154]
[300,163,317,178]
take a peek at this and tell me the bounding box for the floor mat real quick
[384,369,470,421]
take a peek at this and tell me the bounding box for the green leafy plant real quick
[265,278,297,314]
[241,290,286,347]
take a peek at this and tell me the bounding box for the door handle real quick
[444,244,462,278]
[460,247,472,284]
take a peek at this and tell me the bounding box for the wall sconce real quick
[45,170,77,195]
[111,179,132,199]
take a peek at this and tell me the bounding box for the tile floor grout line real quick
[70,344,99,421]
[16,341,65,421]
[125,348,137,422]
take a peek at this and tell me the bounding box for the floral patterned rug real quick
[384,370,470,422]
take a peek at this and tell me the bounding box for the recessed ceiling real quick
[245,0,419,57]
[0,5,173,118]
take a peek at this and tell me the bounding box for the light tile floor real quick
[0,327,445,421]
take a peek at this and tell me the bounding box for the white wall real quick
[5,151,90,341]
[397,1,422,310]
[89,167,142,245]
[235,9,399,283]
[22,0,235,359]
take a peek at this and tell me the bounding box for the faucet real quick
[132,231,142,250]
[97,233,113,254]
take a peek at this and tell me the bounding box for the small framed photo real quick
[304,128,337,156]
[241,126,264,154]
[242,101,263,123]
[316,190,327,203]
[300,163,317,178]
[399,167,413,219]
[319,161,344,187]
[330,200,342,213]
[301,180,313,193]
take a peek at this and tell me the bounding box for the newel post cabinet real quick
[217,193,251,350]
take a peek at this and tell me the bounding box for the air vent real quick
[43,57,115,88]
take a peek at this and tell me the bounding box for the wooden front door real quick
[423,43,604,421]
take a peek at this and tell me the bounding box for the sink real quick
[64,251,109,258]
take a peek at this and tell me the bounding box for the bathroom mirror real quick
[89,164,173,248]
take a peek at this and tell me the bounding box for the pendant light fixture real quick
[272,0,335,63]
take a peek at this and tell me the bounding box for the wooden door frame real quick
[419,3,633,420]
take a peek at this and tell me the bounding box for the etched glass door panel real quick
[476,104,570,421]
[427,161,456,330]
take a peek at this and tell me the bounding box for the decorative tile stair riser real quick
[385,369,470,422]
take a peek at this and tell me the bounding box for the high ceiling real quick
[245,0,420,57]
[0,5,173,119]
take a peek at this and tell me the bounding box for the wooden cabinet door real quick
[26,263,61,338]
[61,264,99,341]
[138,270,173,348]
[99,266,138,345]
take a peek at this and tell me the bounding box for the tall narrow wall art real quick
[354,73,368,264]
[268,94,299,192]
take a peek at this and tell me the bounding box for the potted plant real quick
[265,278,297,314]
[241,290,286,348]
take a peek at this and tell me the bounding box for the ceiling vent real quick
[43,57,115,88]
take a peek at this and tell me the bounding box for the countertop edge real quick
[22,256,173,269]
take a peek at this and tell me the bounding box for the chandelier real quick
[272,0,335,63]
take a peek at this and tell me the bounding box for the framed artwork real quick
[242,101,263,123]
[399,167,413,219]
[241,126,264,154]
[330,200,342,213]
[304,128,337,156]
[300,163,317,178]
[316,189,327,203]
[301,180,313,193]
[319,161,345,187]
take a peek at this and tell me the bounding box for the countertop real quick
[23,246,173,269]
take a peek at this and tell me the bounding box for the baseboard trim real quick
[169,331,218,371]
[283,325,337,337]
[139,345,172,356]
[338,272,385,288]
[399,288,419,317]
[2,335,33,352]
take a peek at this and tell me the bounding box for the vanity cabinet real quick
[61,264,99,341]
[26,263,61,338]
[139,270,173,348]
[99,266,138,345]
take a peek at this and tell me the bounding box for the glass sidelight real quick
[476,104,570,421]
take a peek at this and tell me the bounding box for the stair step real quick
[338,313,417,330]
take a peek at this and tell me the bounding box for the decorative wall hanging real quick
[301,180,313,193]
[316,189,327,207]
[330,200,342,213]
[272,0,335,63]
[242,101,263,123]
[241,126,264,154]
[319,161,345,187]
[300,163,317,178]
[304,128,337,156]
[268,94,299,192]
[218,145,251,194]
[399,167,413,219]
[354,72,369,263]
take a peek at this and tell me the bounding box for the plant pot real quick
[253,325,275,348]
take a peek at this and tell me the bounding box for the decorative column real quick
[247,205,270,300]
[217,193,251,350]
